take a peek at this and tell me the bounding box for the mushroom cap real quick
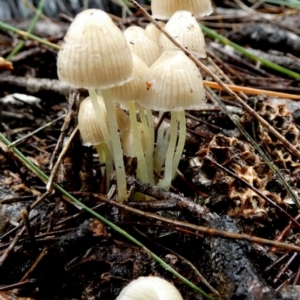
[57,9,133,89]
[124,26,160,67]
[109,53,149,104]
[145,21,165,44]
[159,10,206,58]
[116,276,183,300]
[151,0,213,20]
[121,123,147,158]
[78,95,129,146]
[141,50,206,112]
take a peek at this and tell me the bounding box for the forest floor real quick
[0,1,300,299]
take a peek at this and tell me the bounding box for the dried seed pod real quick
[142,50,205,112]
[57,9,133,89]
[151,0,213,20]
[116,276,183,300]
[145,21,165,43]
[78,95,129,146]
[159,10,206,58]
[124,26,160,66]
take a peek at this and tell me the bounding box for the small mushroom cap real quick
[145,21,165,43]
[141,50,206,112]
[57,9,133,89]
[78,95,129,146]
[159,10,206,58]
[121,123,147,158]
[116,276,183,300]
[109,53,149,104]
[124,26,160,66]
[151,0,213,20]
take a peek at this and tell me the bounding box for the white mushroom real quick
[116,276,183,300]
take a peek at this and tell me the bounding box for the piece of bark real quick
[0,75,70,96]
[205,215,278,300]
[227,23,300,56]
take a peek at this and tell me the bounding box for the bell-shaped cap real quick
[141,51,206,112]
[124,26,160,67]
[145,21,165,44]
[151,0,213,20]
[159,11,206,58]
[109,53,149,104]
[57,9,133,89]
[78,95,129,146]
[116,276,183,300]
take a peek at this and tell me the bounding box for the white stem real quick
[139,109,154,183]
[154,111,166,173]
[95,143,114,193]
[154,126,170,175]
[172,111,186,179]
[88,89,112,154]
[95,143,105,176]
[158,112,178,190]
[103,143,113,193]
[102,89,127,202]
[146,109,154,148]
[128,101,149,183]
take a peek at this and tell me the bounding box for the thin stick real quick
[46,126,79,191]
[204,80,300,100]
[0,227,25,267]
[89,193,300,253]
[9,114,65,148]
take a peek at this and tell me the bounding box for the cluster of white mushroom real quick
[57,0,212,203]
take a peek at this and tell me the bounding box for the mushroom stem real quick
[158,112,178,190]
[154,114,170,175]
[128,101,149,183]
[102,89,127,202]
[139,109,154,183]
[95,144,106,176]
[88,88,112,154]
[95,143,113,193]
[172,110,186,178]
[146,109,154,148]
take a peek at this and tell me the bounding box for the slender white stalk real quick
[146,109,154,147]
[95,143,114,193]
[158,112,178,190]
[172,111,186,179]
[128,101,149,183]
[154,126,170,176]
[102,89,127,202]
[95,144,105,176]
[154,111,166,173]
[139,109,154,183]
[103,143,113,193]
[88,89,112,154]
